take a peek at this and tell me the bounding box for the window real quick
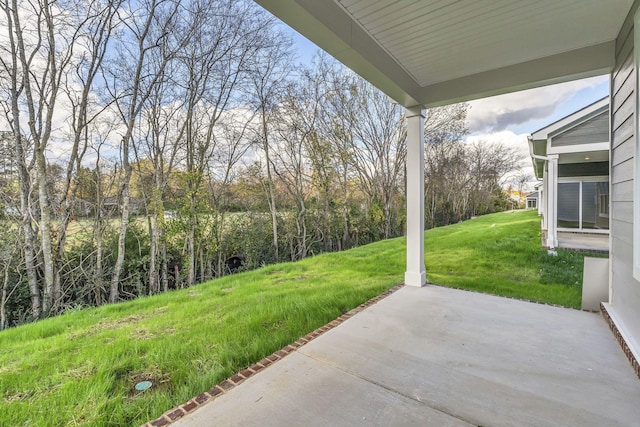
[557,182,580,229]
[557,180,609,230]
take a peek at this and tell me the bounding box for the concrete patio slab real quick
[173,286,640,427]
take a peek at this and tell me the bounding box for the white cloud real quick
[467,75,608,134]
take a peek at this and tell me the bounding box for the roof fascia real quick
[548,142,610,155]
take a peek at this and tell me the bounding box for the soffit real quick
[255,0,634,107]
[337,0,625,87]
[559,150,609,164]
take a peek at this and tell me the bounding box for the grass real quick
[0,210,602,426]
[422,210,604,307]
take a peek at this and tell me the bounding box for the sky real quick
[286,27,610,189]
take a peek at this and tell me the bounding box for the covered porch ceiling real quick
[254,0,634,108]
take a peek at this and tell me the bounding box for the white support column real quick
[537,188,543,216]
[546,155,559,249]
[405,107,427,287]
[542,170,548,229]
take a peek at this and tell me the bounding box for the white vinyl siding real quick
[607,1,640,359]
[550,112,609,147]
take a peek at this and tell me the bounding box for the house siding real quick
[611,158,633,184]
[610,0,640,358]
[550,112,609,147]
[613,114,634,150]
[612,135,634,166]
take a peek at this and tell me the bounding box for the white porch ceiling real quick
[254,0,635,107]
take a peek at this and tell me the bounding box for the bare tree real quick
[53,0,122,311]
[272,79,320,260]
[132,52,183,294]
[206,110,253,276]
[317,58,360,249]
[424,103,469,145]
[349,78,406,239]
[424,138,521,226]
[89,132,117,305]
[170,0,274,286]
[105,0,190,302]
[247,26,294,262]
[0,0,122,315]
[467,140,522,214]
[0,0,41,318]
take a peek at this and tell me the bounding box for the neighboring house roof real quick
[528,97,610,179]
[525,192,538,201]
[530,97,609,141]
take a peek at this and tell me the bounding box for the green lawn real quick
[0,210,601,426]
[423,210,597,307]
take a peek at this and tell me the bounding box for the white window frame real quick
[599,193,609,218]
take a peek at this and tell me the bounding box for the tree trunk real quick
[36,151,56,313]
[199,245,205,283]
[94,213,104,306]
[0,261,9,330]
[262,109,279,261]
[160,231,168,292]
[148,213,158,294]
[341,168,350,250]
[383,196,392,239]
[14,136,40,319]
[187,213,196,286]
[110,163,133,303]
[299,204,307,259]
[5,4,41,319]
[323,190,332,252]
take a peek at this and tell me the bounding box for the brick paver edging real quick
[600,302,640,380]
[142,284,404,427]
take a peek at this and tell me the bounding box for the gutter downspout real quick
[531,154,549,162]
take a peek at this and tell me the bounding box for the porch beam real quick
[420,42,614,107]
[405,107,427,287]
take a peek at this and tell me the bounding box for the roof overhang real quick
[254,0,634,108]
